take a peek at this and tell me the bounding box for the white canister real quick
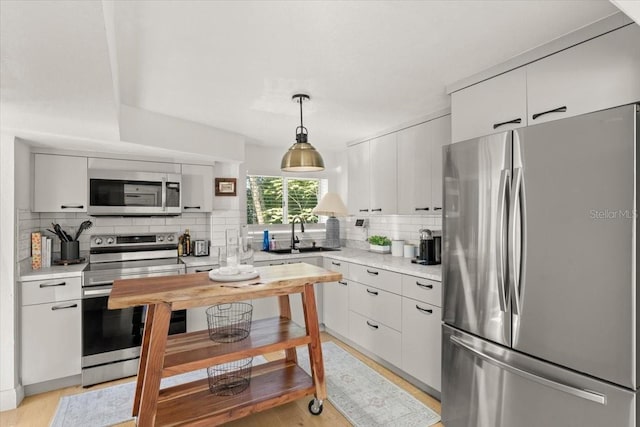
[391,240,404,257]
[404,244,416,258]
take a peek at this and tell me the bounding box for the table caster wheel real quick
[308,399,323,415]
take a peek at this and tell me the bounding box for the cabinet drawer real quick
[349,264,401,295]
[323,258,349,278]
[402,275,442,307]
[186,265,215,274]
[401,297,442,391]
[349,281,401,331]
[22,276,81,305]
[349,311,401,367]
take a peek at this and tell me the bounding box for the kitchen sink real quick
[266,247,341,254]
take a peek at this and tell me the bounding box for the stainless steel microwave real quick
[88,170,181,216]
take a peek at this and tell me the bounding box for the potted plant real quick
[368,235,391,254]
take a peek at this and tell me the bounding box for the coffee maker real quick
[417,229,441,265]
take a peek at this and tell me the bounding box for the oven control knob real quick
[106,237,115,245]
[94,237,103,245]
[167,235,174,242]
[158,235,164,242]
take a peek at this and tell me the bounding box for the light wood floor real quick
[0,332,442,427]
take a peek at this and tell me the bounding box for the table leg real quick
[136,302,172,427]
[132,304,155,417]
[278,295,298,364]
[301,283,326,400]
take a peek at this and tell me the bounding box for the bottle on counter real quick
[178,235,184,257]
[263,230,269,251]
[269,235,276,251]
[184,229,191,256]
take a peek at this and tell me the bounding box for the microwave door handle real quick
[161,176,167,211]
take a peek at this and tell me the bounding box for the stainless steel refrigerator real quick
[442,104,638,427]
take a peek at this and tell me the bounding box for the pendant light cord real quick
[299,96,304,129]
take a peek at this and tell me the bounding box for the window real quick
[246,175,327,225]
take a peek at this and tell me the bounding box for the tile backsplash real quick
[342,214,442,249]
[17,210,211,261]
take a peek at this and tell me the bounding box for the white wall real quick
[0,133,24,410]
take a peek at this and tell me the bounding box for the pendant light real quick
[281,94,325,172]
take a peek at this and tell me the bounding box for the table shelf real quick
[155,359,314,426]
[163,317,311,376]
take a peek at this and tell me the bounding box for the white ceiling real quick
[1,0,619,153]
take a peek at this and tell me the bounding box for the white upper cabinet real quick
[397,116,450,214]
[33,154,87,212]
[369,133,397,215]
[527,24,640,125]
[451,68,527,143]
[181,164,213,212]
[347,141,371,215]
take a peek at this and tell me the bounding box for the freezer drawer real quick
[442,325,637,427]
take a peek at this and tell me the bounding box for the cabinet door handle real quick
[366,320,379,329]
[366,269,379,276]
[532,106,567,120]
[270,262,285,266]
[331,261,341,266]
[416,281,433,289]
[415,207,430,211]
[493,118,522,129]
[359,209,369,212]
[338,281,348,286]
[40,281,66,288]
[60,205,83,209]
[183,206,201,210]
[195,268,213,273]
[366,289,379,296]
[371,208,382,212]
[52,303,78,311]
[433,207,442,211]
[416,305,433,314]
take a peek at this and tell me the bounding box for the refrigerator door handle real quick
[496,169,510,312]
[449,335,607,405]
[508,167,524,315]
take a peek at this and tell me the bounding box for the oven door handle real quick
[83,287,112,298]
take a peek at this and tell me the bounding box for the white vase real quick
[369,244,391,254]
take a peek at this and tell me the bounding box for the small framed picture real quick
[215,178,237,196]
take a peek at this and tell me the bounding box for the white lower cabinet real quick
[349,311,402,367]
[186,265,216,332]
[401,297,442,392]
[322,258,350,338]
[348,281,401,331]
[21,300,81,385]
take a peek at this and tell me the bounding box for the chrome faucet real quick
[290,216,305,251]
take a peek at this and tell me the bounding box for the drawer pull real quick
[61,205,84,209]
[415,207,430,211]
[331,261,341,266]
[366,289,379,296]
[433,207,442,211]
[366,269,379,276]
[359,209,369,212]
[371,208,382,212]
[183,206,201,210]
[52,303,78,311]
[366,320,379,329]
[195,268,213,273]
[493,118,522,129]
[416,281,433,289]
[338,281,348,286]
[270,262,285,266]
[39,281,66,288]
[416,305,433,314]
[532,106,567,121]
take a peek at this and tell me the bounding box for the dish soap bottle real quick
[263,230,269,251]
[269,236,276,251]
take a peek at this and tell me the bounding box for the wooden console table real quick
[108,262,341,426]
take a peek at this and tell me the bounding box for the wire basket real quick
[206,302,253,343]
[207,357,253,395]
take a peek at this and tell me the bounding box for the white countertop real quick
[19,247,441,282]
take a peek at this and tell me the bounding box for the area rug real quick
[51,342,440,427]
[297,341,440,427]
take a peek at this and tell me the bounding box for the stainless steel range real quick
[81,233,186,386]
